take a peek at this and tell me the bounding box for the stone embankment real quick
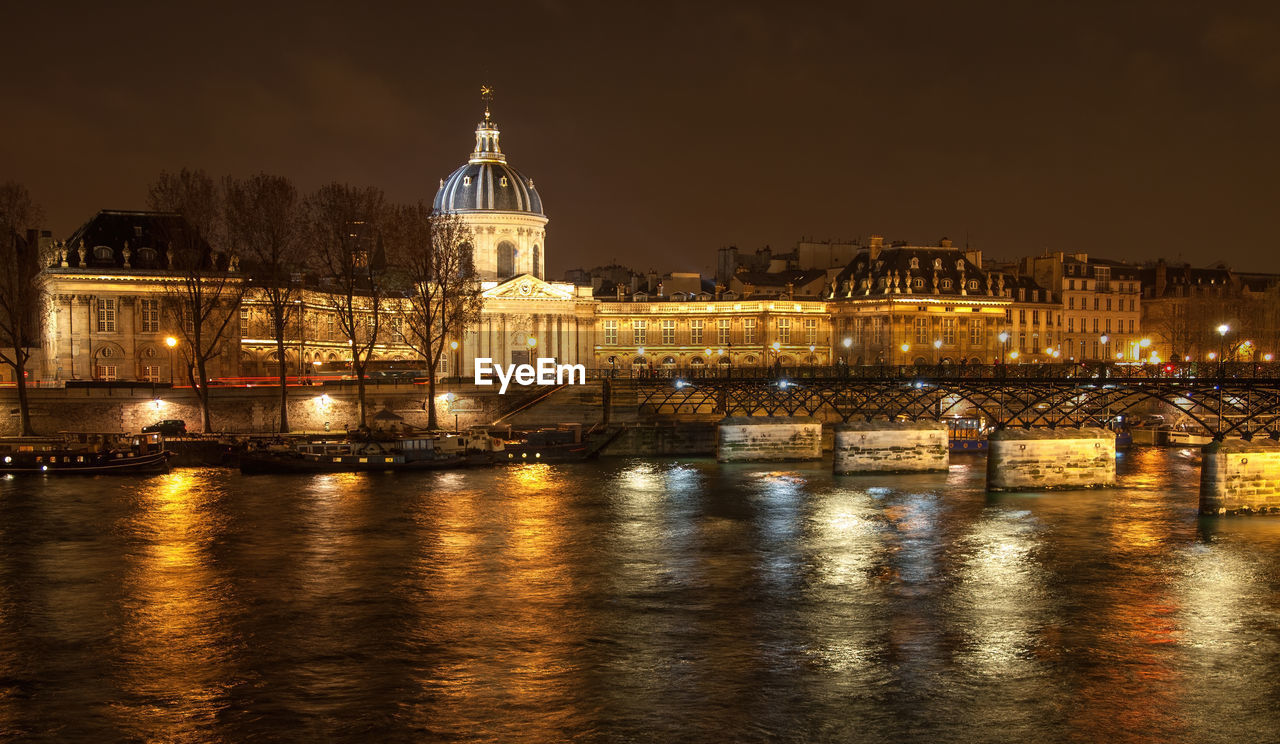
[716,416,822,463]
[987,427,1115,491]
[1200,438,1280,514]
[834,420,948,474]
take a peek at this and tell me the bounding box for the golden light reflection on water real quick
[117,469,234,742]
[409,464,587,740]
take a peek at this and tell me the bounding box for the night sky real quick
[5,1,1279,276]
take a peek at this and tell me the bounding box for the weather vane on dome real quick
[481,84,494,122]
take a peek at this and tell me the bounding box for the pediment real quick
[482,274,574,301]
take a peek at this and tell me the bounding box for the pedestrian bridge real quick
[620,363,1280,439]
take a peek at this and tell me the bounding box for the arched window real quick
[912,277,924,289]
[941,279,953,290]
[496,241,516,279]
[93,245,113,262]
[532,245,541,279]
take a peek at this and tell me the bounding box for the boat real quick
[238,430,504,474]
[0,432,171,475]
[496,423,619,463]
[946,417,989,452]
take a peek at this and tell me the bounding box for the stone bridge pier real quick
[987,428,1116,491]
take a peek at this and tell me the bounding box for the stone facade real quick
[1199,438,1280,514]
[987,427,1116,491]
[716,415,821,463]
[833,420,948,474]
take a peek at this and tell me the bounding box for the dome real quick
[432,101,544,215]
[433,161,543,214]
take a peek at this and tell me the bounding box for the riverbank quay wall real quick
[0,382,535,436]
[834,421,948,474]
[987,427,1116,491]
[1200,438,1280,514]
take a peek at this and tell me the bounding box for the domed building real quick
[433,100,547,280]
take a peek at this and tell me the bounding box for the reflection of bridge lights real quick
[778,379,790,389]
[674,379,688,390]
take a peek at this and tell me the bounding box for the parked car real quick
[142,419,187,436]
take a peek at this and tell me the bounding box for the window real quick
[804,318,818,345]
[933,258,943,270]
[633,320,647,345]
[661,319,675,345]
[776,318,789,344]
[744,318,757,344]
[93,245,113,261]
[1106,298,1112,311]
[1018,309,1026,324]
[942,317,956,345]
[1068,317,1074,332]
[1068,296,1074,309]
[96,298,117,332]
[1032,310,1039,325]
[910,257,920,269]
[871,317,885,344]
[1094,297,1099,311]
[717,319,731,345]
[690,319,703,344]
[913,277,924,290]
[969,319,983,345]
[95,365,118,381]
[1105,318,1111,333]
[327,316,336,340]
[604,319,618,344]
[140,299,160,333]
[1128,319,1134,333]
[141,364,161,382]
[1092,318,1099,333]
[940,279,952,290]
[915,318,929,344]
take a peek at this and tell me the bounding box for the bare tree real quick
[386,207,482,430]
[147,168,244,433]
[226,173,303,432]
[304,183,388,429]
[0,182,45,435]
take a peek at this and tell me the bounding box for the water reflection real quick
[117,469,236,742]
[0,452,1279,741]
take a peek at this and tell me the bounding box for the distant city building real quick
[1022,252,1143,361]
[1140,260,1280,362]
[39,210,242,382]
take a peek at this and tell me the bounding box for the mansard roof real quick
[831,245,996,299]
[58,210,206,271]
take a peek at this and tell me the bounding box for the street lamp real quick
[165,336,178,384]
[1217,323,1230,374]
[1100,335,1109,364]
[450,340,460,381]
[997,331,1010,366]
[899,342,910,368]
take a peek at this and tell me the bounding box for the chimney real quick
[868,234,884,260]
[940,237,953,249]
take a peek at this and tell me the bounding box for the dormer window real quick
[933,258,943,270]
[956,260,965,271]
[941,279,953,290]
[133,226,143,238]
[93,245,113,261]
[968,280,979,290]
[500,176,508,187]
[913,277,924,289]
[463,176,472,187]
[909,257,919,269]
[137,247,157,265]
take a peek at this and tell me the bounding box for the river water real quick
[0,449,1278,742]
